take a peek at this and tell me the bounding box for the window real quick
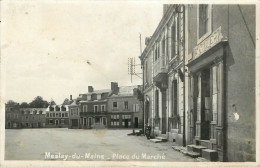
[171,15,179,59]
[33,110,37,114]
[70,110,73,116]
[197,4,212,43]
[83,105,87,112]
[124,101,128,109]
[133,104,139,112]
[56,113,59,117]
[94,105,98,112]
[39,111,43,114]
[101,105,106,112]
[59,113,61,117]
[49,119,54,124]
[26,116,29,120]
[62,113,65,117]
[61,119,65,124]
[113,102,118,109]
[65,113,68,117]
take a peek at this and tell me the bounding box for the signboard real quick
[193,27,223,59]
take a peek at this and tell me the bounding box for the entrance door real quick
[124,119,129,128]
[55,119,59,126]
[84,118,87,126]
[88,117,92,127]
[72,119,78,127]
[95,117,100,124]
[201,68,211,140]
[134,117,138,128]
[102,117,107,126]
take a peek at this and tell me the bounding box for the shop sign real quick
[193,27,223,59]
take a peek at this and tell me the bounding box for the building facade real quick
[78,86,111,129]
[107,85,143,129]
[141,4,255,162]
[5,104,21,129]
[20,108,47,128]
[45,105,69,128]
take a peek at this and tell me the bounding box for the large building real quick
[68,82,143,129]
[141,4,255,162]
[45,104,70,128]
[5,103,21,129]
[107,85,143,129]
[20,108,47,128]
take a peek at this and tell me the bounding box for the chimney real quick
[70,95,72,100]
[111,82,119,92]
[88,86,94,93]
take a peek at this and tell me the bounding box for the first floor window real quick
[61,119,65,124]
[113,102,118,109]
[49,119,54,124]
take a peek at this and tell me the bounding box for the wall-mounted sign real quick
[193,27,223,59]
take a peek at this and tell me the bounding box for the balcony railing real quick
[153,56,168,77]
[80,111,107,116]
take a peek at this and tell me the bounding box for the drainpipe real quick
[182,4,186,147]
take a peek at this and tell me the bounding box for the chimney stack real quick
[111,82,119,92]
[88,86,94,93]
[70,95,72,100]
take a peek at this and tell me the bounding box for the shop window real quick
[49,119,54,124]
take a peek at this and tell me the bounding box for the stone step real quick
[187,144,207,155]
[150,139,162,143]
[199,140,211,148]
[156,136,167,142]
[202,149,218,161]
[172,146,186,151]
[181,150,201,158]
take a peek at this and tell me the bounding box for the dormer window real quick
[55,106,60,111]
[87,95,91,101]
[97,94,101,100]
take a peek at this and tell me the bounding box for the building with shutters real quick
[20,108,47,128]
[141,4,255,161]
[107,85,143,129]
[45,104,70,128]
[5,103,21,129]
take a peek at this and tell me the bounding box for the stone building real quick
[77,85,112,129]
[68,99,81,129]
[185,4,255,162]
[107,85,143,129]
[5,103,21,129]
[20,108,47,128]
[141,4,186,145]
[141,4,255,162]
[45,104,69,128]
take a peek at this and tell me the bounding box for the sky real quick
[1,1,163,104]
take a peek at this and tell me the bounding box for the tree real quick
[29,96,49,108]
[62,98,71,105]
[20,102,30,108]
[5,100,19,111]
[49,99,56,105]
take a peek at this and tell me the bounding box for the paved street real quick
[5,129,198,161]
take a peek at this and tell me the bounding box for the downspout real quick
[182,4,186,147]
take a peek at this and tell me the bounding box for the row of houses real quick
[5,82,143,129]
[140,4,255,162]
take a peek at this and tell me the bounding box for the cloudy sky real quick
[1,1,163,104]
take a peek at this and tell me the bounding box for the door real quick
[125,119,129,128]
[134,117,138,128]
[84,118,87,126]
[102,117,107,126]
[55,119,59,126]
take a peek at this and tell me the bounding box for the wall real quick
[225,5,255,162]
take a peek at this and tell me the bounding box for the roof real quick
[19,108,47,114]
[79,99,108,103]
[84,89,111,95]
[110,85,139,97]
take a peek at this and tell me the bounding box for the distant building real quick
[68,99,81,129]
[5,103,21,129]
[107,85,143,129]
[20,108,46,128]
[45,104,70,128]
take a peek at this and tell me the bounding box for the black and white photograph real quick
[0,1,259,166]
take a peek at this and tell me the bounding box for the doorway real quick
[55,119,59,126]
[124,119,129,128]
[134,117,138,128]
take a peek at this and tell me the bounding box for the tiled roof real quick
[84,89,111,95]
[111,85,139,97]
